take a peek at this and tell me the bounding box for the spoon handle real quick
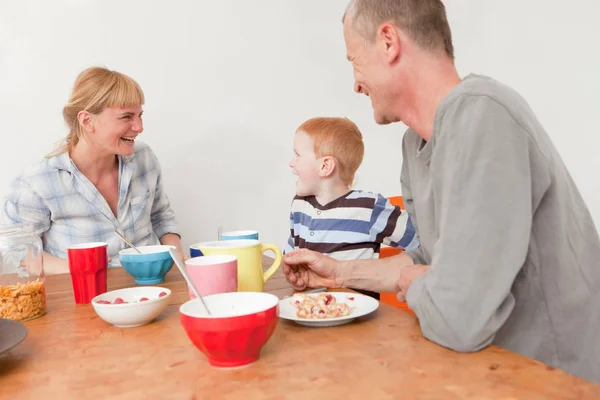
[168,248,212,316]
[114,231,142,254]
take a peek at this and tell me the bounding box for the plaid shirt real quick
[1,141,179,266]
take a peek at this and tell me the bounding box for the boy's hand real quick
[283,249,339,290]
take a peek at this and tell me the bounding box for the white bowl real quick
[91,287,171,328]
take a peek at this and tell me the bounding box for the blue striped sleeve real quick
[284,210,295,254]
[370,195,419,250]
[389,214,419,250]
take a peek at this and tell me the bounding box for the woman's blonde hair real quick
[48,66,145,157]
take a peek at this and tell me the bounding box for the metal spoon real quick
[168,248,212,316]
[114,230,142,254]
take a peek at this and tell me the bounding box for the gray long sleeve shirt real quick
[402,74,600,383]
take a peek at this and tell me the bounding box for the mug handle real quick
[261,244,282,283]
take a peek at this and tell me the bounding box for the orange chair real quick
[379,196,415,314]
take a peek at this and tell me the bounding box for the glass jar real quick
[0,223,46,321]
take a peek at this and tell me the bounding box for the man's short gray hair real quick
[343,0,454,59]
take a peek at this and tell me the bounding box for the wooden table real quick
[1,265,599,400]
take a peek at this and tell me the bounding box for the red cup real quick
[67,242,108,304]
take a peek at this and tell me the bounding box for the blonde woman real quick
[1,67,184,274]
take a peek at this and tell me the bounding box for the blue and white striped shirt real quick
[1,141,179,266]
[285,190,419,260]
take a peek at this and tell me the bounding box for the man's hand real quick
[396,264,430,302]
[282,249,340,291]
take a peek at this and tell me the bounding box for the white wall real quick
[0,1,598,253]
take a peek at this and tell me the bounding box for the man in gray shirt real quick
[283,0,600,383]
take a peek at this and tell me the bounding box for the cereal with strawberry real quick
[290,293,353,319]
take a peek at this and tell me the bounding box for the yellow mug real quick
[192,240,281,292]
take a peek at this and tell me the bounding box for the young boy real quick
[284,117,419,299]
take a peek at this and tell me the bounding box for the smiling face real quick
[344,19,403,125]
[289,130,323,197]
[84,106,144,157]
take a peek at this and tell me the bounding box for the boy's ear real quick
[319,156,336,178]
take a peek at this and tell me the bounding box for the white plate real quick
[278,292,379,327]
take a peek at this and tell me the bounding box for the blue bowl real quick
[119,245,175,285]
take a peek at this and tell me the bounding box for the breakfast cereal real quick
[0,279,46,321]
[290,293,353,319]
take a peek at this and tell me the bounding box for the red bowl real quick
[179,292,279,367]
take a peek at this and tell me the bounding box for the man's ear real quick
[320,156,337,178]
[377,22,401,65]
